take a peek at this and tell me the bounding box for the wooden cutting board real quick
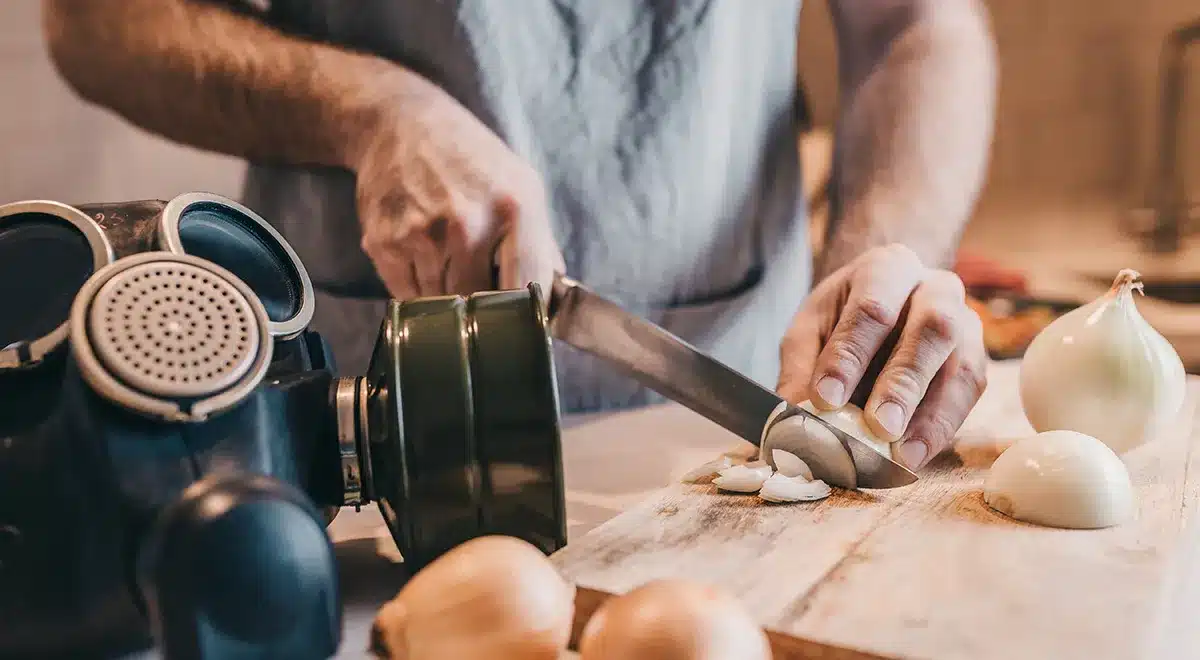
[551,361,1200,660]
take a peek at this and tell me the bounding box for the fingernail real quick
[874,401,905,437]
[815,377,845,407]
[897,439,929,470]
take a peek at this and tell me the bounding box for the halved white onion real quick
[983,430,1136,529]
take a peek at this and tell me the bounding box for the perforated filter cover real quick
[87,260,261,398]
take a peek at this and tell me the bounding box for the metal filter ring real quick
[68,252,273,422]
[0,200,114,370]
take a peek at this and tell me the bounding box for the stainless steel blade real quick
[546,274,917,490]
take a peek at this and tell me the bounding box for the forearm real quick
[42,0,423,169]
[818,0,997,279]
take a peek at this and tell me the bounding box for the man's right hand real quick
[45,0,561,300]
[352,81,565,300]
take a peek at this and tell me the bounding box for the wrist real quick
[820,198,959,279]
[331,61,445,170]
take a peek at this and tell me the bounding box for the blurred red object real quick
[953,251,1027,293]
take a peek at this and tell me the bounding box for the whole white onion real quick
[1020,269,1186,454]
[983,430,1136,529]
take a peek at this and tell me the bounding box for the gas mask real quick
[0,193,568,659]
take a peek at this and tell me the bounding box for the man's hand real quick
[777,244,988,470]
[45,0,567,300]
[353,83,564,299]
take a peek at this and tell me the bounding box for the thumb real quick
[776,314,823,404]
[493,197,564,295]
[495,232,564,296]
[371,251,421,301]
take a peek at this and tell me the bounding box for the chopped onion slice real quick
[713,464,772,493]
[771,449,813,481]
[740,462,773,481]
[680,456,735,484]
[758,473,832,503]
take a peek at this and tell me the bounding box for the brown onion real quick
[370,536,574,659]
[579,579,772,660]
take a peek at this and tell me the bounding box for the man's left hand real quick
[777,244,988,471]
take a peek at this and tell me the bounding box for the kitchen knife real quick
[545,274,918,490]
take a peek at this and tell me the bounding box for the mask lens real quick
[161,194,314,339]
[0,203,112,369]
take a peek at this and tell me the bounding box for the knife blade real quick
[545,274,917,490]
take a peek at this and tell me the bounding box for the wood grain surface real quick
[552,361,1200,660]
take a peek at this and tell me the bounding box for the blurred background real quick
[1,0,1198,364]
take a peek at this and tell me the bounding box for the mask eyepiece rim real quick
[158,192,315,340]
[0,200,114,371]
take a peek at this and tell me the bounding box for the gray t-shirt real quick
[242,0,811,413]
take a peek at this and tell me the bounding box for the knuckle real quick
[929,269,967,300]
[958,359,989,399]
[369,190,409,222]
[360,228,391,255]
[858,244,924,283]
[820,342,869,382]
[423,216,466,251]
[882,367,926,403]
[857,244,897,268]
[946,272,967,299]
[918,307,960,346]
[443,190,474,218]
[883,242,920,266]
[447,194,493,229]
[913,410,960,449]
[852,295,900,329]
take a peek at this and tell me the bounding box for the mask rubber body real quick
[0,254,342,659]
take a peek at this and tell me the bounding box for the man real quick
[43,0,996,471]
